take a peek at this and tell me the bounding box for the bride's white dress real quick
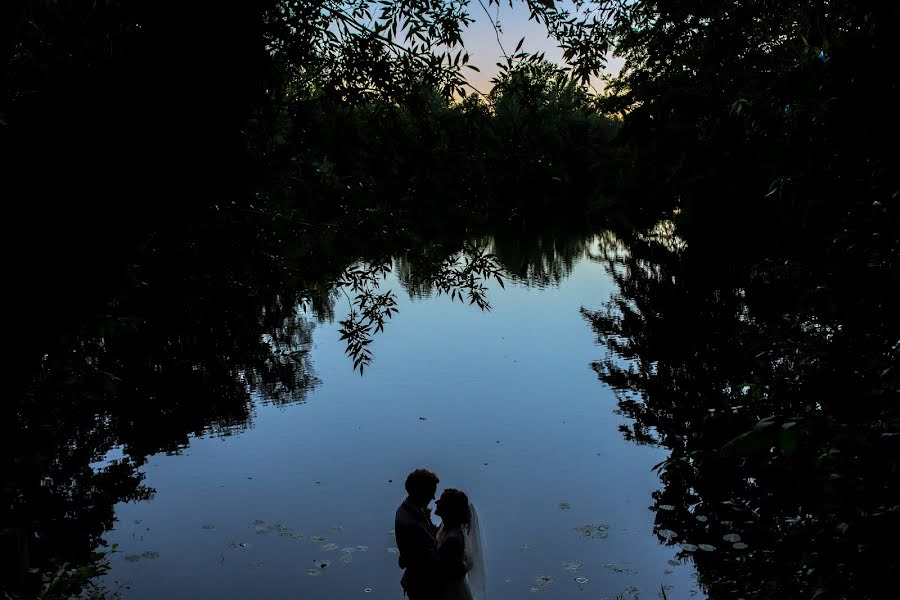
[436,502,486,600]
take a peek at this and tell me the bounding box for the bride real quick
[434,489,487,600]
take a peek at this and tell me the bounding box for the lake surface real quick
[97,235,700,599]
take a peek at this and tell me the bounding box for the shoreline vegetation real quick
[3,1,898,598]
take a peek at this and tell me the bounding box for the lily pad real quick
[534,575,553,587]
[322,543,339,552]
[561,560,584,571]
[339,553,353,564]
[732,542,748,550]
[698,543,717,552]
[574,576,590,585]
[574,523,609,540]
[658,504,676,511]
[354,545,368,552]
[310,535,329,543]
[305,568,323,577]
[658,529,679,540]
[124,554,141,563]
[601,563,638,575]
[559,502,572,510]
[695,515,708,523]
[141,551,160,559]
[252,519,266,526]
[679,543,698,552]
[722,533,741,543]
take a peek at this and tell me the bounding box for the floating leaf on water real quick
[698,544,717,552]
[601,563,638,575]
[574,576,590,585]
[305,568,322,577]
[386,547,399,554]
[559,502,572,510]
[723,534,741,543]
[658,529,678,540]
[238,542,249,548]
[732,542,748,550]
[322,543,339,552]
[278,531,295,538]
[529,587,539,593]
[679,543,698,552]
[720,520,733,527]
[534,575,553,587]
[310,536,328,543]
[140,551,160,559]
[695,515,708,522]
[124,554,141,563]
[658,504,675,511]
[561,560,584,571]
[520,544,529,551]
[574,523,609,540]
[201,524,215,530]
[354,545,368,552]
[252,519,266,526]
[339,553,353,564]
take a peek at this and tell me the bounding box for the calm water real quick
[98,237,700,599]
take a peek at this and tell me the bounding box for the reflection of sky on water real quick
[103,245,701,599]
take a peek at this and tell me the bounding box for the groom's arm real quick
[436,535,470,579]
[396,521,440,573]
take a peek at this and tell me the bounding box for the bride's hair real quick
[440,489,471,529]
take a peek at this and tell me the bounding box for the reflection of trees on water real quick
[488,223,598,288]
[582,225,898,599]
[1,217,521,594]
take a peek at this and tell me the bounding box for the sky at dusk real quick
[457,2,625,93]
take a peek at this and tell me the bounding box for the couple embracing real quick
[394,469,486,600]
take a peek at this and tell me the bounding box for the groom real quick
[395,468,440,599]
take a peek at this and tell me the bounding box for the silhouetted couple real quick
[394,469,486,600]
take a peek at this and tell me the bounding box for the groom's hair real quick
[405,468,439,498]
